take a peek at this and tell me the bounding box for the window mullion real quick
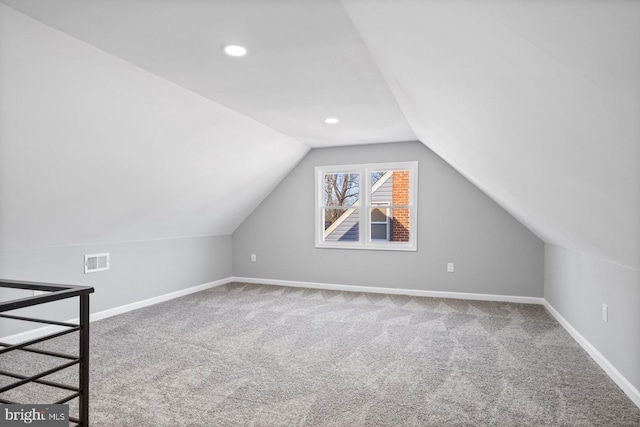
[361,167,370,245]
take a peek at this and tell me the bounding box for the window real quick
[315,161,417,251]
[370,202,390,241]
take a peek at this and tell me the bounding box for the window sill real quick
[315,242,417,252]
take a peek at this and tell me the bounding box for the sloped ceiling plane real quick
[0,0,638,271]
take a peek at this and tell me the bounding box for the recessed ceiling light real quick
[223,45,247,57]
[324,117,340,124]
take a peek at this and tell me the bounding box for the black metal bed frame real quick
[0,280,94,426]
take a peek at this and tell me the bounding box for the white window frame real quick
[315,161,418,251]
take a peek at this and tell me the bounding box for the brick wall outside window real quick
[391,170,410,242]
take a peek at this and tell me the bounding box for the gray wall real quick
[544,244,640,393]
[233,141,544,296]
[0,235,232,337]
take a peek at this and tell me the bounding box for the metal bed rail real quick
[0,280,94,426]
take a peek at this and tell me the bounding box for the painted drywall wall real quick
[0,4,308,251]
[0,235,232,337]
[233,141,543,296]
[544,244,640,395]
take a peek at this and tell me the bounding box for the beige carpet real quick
[2,282,640,426]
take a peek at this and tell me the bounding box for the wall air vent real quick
[85,253,110,273]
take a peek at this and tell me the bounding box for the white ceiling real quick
[1,0,638,270]
[0,0,415,147]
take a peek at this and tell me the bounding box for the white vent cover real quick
[85,253,109,273]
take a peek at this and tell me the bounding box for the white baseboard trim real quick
[543,300,640,409]
[1,277,233,344]
[231,276,544,305]
[88,277,233,323]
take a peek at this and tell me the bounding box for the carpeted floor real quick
[2,282,640,426]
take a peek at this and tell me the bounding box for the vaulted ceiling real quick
[1,1,638,270]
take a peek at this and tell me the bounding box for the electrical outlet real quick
[602,304,608,322]
[251,253,257,262]
[447,262,454,273]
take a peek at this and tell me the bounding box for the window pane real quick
[371,223,388,240]
[371,171,387,186]
[371,171,391,207]
[371,207,387,222]
[390,170,410,206]
[323,208,359,241]
[391,208,411,242]
[324,173,359,207]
